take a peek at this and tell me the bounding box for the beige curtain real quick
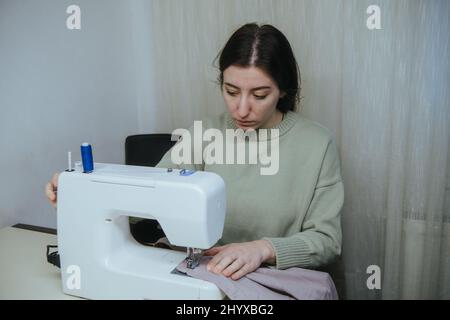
[133,0,450,299]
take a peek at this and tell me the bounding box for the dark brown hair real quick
[215,23,301,113]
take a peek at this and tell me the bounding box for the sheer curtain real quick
[134,0,450,299]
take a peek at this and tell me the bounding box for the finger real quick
[45,182,56,201]
[51,172,59,188]
[207,251,230,272]
[230,264,251,281]
[211,255,235,275]
[204,246,223,256]
[206,252,223,272]
[222,259,245,278]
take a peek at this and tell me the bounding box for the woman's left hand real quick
[204,240,275,280]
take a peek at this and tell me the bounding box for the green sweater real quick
[156,111,344,270]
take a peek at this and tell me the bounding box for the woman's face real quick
[222,65,285,130]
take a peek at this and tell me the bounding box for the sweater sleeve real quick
[264,138,344,270]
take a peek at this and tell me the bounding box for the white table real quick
[0,226,81,300]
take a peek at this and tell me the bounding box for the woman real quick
[46,23,344,281]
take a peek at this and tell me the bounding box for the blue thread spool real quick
[81,142,94,173]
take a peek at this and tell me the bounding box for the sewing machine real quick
[57,163,226,299]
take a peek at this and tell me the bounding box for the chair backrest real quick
[125,134,176,167]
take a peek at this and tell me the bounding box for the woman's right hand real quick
[45,172,60,208]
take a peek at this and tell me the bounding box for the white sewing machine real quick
[57,163,226,299]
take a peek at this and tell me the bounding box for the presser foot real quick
[186,247,203,269]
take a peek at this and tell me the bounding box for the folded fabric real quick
[176,256,338,300]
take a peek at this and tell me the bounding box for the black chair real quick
[125,134,176,245]
[125,133,176,167]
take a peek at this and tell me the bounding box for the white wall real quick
[0,0,143,228]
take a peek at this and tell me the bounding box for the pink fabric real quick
[176,256,338,300]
